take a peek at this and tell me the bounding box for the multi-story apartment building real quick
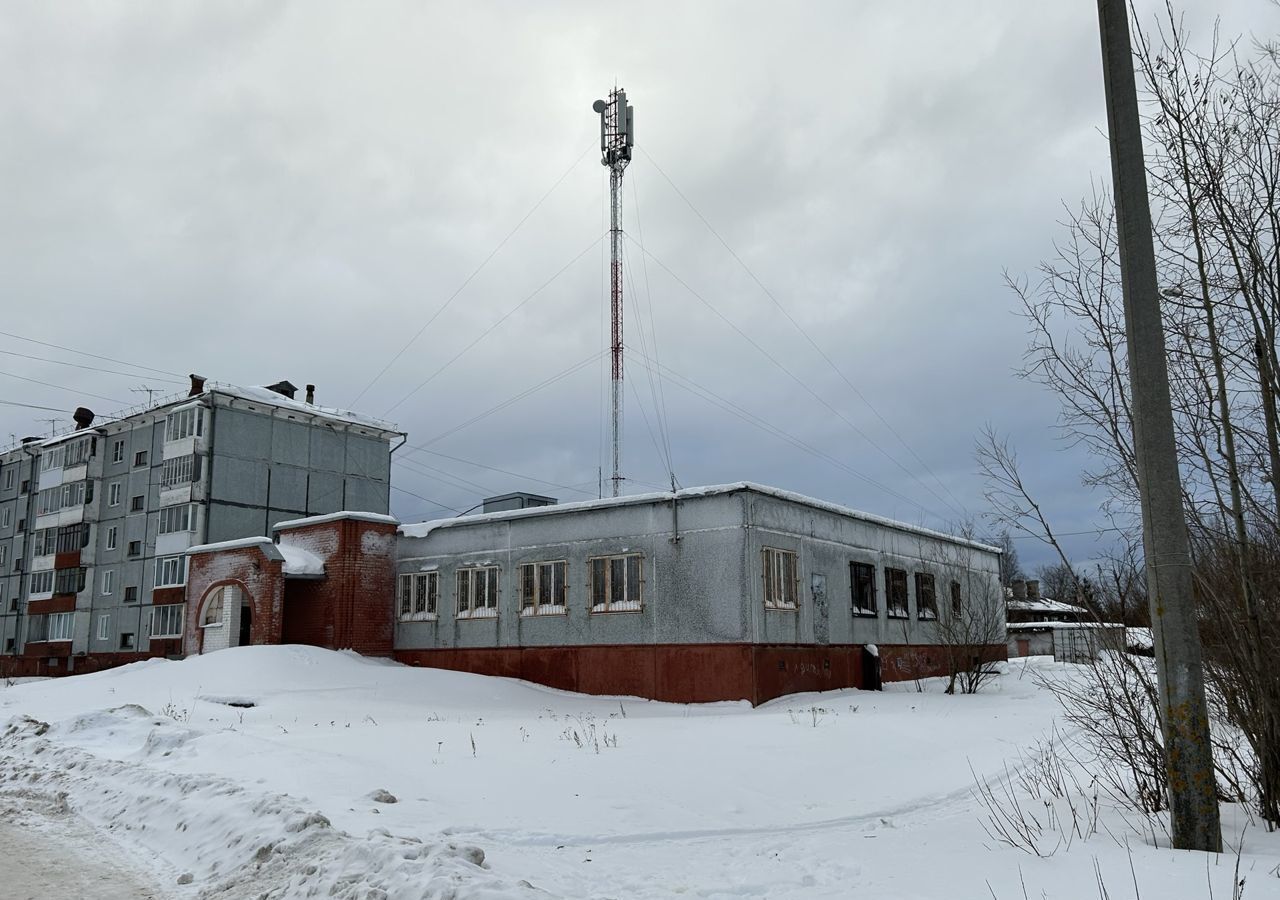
[0,377,402,674]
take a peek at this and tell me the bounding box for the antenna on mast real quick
[131,385,161,407]
[593,87,635,497]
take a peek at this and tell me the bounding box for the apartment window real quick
[29,611,73,643]
[29,570,54,595]
[915,572,937,620]
[164,407,202,442]
[590,553,644,612]
[397,572,439,621]
[0,546,6,568]
[32,528,55,556]
[455,566,499,619]
[19,480,28,495]
[120,632,135,650]
[111,440,125,464]
[63,437,92,467]
[134,450,149,467]
[950,580,963,618]
[886,567,909,618]
[150,603,185,638]
[16,517,23,533]
[101,569,114,596]
[158,504,196,535]
[154,555,187,588]
[127,540,142,558]
[2,469,12,490]
[37,481,88,516]
[105,526,118,551]
[97,614,110,641]
[3,638,12,653]
[55,523,89,553]
[519,560,568,615]
[108,482,121,507]
[54,566,86,595]
[124,586,138,603]
[40,446,63,472]
[761,548,797,610]
[160,454,202,489]
[130,495,145,513]
[1,508,9,529]
[850,561,877,616]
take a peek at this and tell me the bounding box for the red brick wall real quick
[183,545,285,655]
[276,518,396,655]
[28,596,75,615]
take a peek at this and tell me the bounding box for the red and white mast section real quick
[594,88,634,497]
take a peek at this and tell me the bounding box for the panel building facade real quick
[0,378,402,675]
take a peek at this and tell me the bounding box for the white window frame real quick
[160,454,200,489]
[1,508,9,529]
[111,440,124,464]
[158,503,196,535]
[154,555,187,588]
[519,560,568,616]
[0,545,6,568]
[762,547,799,610]
[108,482,121,507]
[120,631,135,650]
[97,613,110,641]
[588,553,644,613]
[101,569,114,595]
[455,566,499,619]
[105,526,117,551]
[397,572,439,621]
[29,569,54,595]
[164,407,202,442]
[2,468,13,490]
[149,603,185,638]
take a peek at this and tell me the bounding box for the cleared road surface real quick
[0,813,169,900]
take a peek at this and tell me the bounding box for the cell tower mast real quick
[594,88,634,498]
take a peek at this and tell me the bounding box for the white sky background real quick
[1,1,1274,573]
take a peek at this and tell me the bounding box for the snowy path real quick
[0,791,170,899]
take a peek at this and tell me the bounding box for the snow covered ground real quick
[0,647,1276,899]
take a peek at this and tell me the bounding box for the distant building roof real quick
[1006,597,1087,616]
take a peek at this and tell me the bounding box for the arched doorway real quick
[198,583,254,653]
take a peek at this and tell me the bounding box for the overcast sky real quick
[1,1,1274,573]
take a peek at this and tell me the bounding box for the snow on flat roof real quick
[279,544,325,577]
[1007,598,1086,614]
[212,384,403,434]
[400,482,1001,553]
[273,511,400,532]
[186,537,283,560]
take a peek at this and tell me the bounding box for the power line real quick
[411,350,605,449]
[382,233,606,416]
[0,399,70,413]
[640,148,970,517]
[627,349,946,521]
[0,329,184,379]
[0,370,126,405]
[352,143,595,406]
[389,482,461,514]
[404,447,598,498]
[625,235,962,521]
[0,349,186,385]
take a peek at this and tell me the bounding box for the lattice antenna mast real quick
[594,88,635,497]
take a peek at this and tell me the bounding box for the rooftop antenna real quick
[43,417,59,437]
[131,385,161,407]
[593,87,635,497]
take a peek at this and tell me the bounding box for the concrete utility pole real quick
[1095,0,1222,852]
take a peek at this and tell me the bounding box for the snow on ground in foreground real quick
[0,647,1277,899]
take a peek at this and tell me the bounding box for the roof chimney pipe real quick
[305,384,315,405]
[1026,579,1040,600]
[1011,579,1027,601]
[73,407,95,430]
[189,374,207,397]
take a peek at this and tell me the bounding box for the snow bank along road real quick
[0,646,1276,899]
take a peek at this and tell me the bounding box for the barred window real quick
[886,567,909,618]
[589,554,643,612]
[762,548,798,610]
[519,560,567,615]
[850,561,877,616]
[915,572,937,620]
[456,566,499,619]
[150,604,185,638]
[397,572,439,620]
